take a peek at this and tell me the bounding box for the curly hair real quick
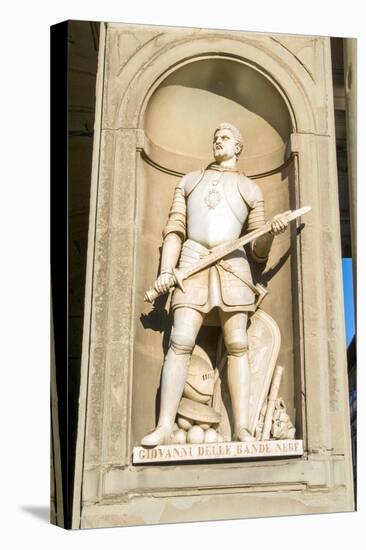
[214,122,244,158]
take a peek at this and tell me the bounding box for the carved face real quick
[213,128,239,162]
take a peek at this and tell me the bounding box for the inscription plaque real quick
[133,439,304,464]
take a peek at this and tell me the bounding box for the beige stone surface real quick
[73,22,354,528]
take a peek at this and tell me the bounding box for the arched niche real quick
[113,33,319,135]
[144,58,292,175]
[132,57,299,445]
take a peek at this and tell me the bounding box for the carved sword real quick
[144,205,311,303]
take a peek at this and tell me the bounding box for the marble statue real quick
[141,123,290,446]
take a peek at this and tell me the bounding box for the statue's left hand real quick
[269,211,291,235]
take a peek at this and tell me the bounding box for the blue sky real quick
[342,258,355,347]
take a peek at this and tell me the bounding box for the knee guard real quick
[170,329,195,355]
[225,328,248,357]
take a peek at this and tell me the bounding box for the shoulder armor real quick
[237,173,263,208]
[181,169,205,197]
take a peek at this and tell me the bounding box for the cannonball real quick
[177,416,193,430]
[172,423,178,432]
[187,425,205,444]
[171,429,187,445]
[197,422,211,430]
[204,429,218,443]
[217,433,224,443]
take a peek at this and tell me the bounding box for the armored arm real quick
[154,179,186,294]
[160,233,182,273]
[160,178,186,270]
[238,175,274,263]
[245,188,288,263]
[247,199,273,263]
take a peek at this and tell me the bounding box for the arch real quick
[113,32,317,134]
[143,57,293,176]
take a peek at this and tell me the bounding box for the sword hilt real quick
[144,287,160,304]
[143,268,185,303]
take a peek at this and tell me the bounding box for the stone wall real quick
[72,22,354,529]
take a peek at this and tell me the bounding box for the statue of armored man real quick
[142,123,292,447]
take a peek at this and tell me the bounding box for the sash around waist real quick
[179,239,248,269]
[173,239,255,309]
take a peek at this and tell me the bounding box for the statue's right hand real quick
[154,272,176,295]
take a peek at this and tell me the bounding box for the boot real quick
[227,353,255,442]
[141,348,190,446]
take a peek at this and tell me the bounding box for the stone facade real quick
[72,22,354,528]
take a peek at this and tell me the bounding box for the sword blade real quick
[144,205,311,303]
[181,205,311,280]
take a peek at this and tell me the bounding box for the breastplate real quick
[186,171,249,248]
